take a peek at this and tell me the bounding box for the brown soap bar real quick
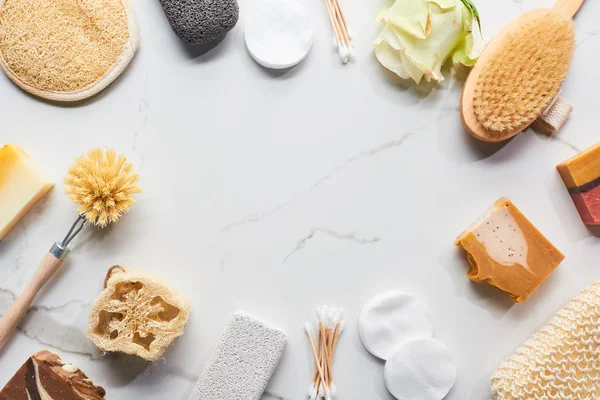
[456,198,564,302]
[557,142,600,225]
[0,350,105,400]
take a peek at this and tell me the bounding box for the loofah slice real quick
[492,281,600,400]
[0,0,139,102]
[472,9,575,136]
[87,266,191,362]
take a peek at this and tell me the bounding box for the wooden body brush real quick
[0,149,140,350]
[461,0,584,142]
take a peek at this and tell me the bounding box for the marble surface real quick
[0,0,599,399]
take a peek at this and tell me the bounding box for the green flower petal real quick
[373,0,481,83]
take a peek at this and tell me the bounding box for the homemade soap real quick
[189,312,287,400]
[557,142,600,225]
[0,350,106,399]
[456,198,564,302]
[0,144,53,240]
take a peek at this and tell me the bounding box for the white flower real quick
[373,0,479,83]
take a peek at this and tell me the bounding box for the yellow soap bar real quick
[456,198,564,303]
[0,144,54,240]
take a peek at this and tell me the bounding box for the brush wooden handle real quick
[0,252,64,351]
[553,0,585,18]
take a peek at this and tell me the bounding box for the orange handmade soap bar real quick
[557,142,600,225]
[0,144,54,240]
[455,198,564,303]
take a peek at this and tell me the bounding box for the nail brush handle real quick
[553,0,585,18]
[0,244,68,351]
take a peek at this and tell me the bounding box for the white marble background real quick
[0,0,599,399]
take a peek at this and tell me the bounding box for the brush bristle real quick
[64,148,141,227]
[473,10,575,138]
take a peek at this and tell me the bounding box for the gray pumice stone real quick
[158,0,239,45]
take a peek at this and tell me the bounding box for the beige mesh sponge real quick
[492,281,600,400]
[87,266,191,362]
[0,0,139,102]
[473,9,575,137]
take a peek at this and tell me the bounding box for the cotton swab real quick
[305,322,330,399]
[321,0,353,63]
[306,306,344,399]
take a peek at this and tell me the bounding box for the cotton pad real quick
[189,312,287,400]
[358,291,434,360]
[244,0,313,69]
[384,338,457,400]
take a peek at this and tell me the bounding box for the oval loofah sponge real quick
[492,281,600,399]
[472,9,575,136]
[0,0,138,102]
[87,266,191,362]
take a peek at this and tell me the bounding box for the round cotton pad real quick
[358,291,434,360]
[244,0,313,69]
[384,338,457,400]
[0,0,138,102]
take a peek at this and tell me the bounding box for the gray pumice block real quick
[158,0,239,45]
[188,312,287,400]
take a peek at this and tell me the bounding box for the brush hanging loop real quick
[60,215,86,248]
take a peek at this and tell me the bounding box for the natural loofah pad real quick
[492,281,600,399]
[87,266,191,362]
[0,0,138,102]
[473,9,575,136]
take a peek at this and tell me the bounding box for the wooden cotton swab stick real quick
[321,0,353,63]
[323,0,344,48]
[305,322,330,399]
[312,323,323,386]
[307,307,344,399]
[330,0,353,60]
[332,0,351,39]
[325,0,348,61]
[330,0,349,43]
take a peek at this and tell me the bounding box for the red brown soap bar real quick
[0,350,105,400]
[456,198,564,303]
[557,142,600,225]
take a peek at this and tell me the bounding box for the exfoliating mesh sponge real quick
[158,0,239,45]
[87,266,191,362]
[492,281,600,399]
[473,9,575,136]
[189,312,287,400]
[0,0,138,101]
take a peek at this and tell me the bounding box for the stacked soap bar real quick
[0,144,53,239]
[456,198,564,302]
[557,142,600,225]
[0,350,106,399]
